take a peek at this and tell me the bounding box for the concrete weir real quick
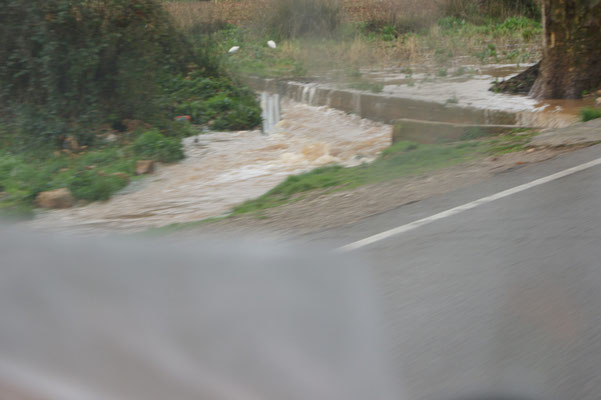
[247,76,525,144]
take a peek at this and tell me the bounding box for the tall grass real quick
[164,0,541,35]
[164,1,258,34]
[346,0,442,34]
[442,0,541,22]
[255,0,344,39]
[163,0,543,77]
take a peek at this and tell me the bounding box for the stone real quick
[35,188,74,209]
[595,97,601,106]
[104,133,118,143]
[64,136,79,152]
[135,160,155,175]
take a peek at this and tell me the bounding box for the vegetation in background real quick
[580,107,601,122]
[167,0,542,80]
[257,0,343,40]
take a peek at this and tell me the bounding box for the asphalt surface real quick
[306,143,601,400]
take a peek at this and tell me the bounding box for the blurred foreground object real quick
[0,227,397,400]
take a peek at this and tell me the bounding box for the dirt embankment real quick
[178,146,578,239]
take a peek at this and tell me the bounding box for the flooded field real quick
[24,99,391,234]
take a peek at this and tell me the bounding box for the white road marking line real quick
[336,156,601,252]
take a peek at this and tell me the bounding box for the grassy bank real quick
[147,130,537,233]
[0,129,187,219]
[231,131,536,215]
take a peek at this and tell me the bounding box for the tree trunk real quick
[530,0,601,99]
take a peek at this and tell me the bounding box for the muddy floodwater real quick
[24,99,391,234]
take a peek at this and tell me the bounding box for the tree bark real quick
[530,0,601,99]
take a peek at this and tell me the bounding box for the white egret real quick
[228,46,240,54]
[267,40,277,49]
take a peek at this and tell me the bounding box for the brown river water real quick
[24,99,391,234]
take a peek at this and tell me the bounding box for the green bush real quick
[212,103,263,131]
[132,130,184,162]
[169,74,262,130]
[581,107,601,122]
[0,0,196,144]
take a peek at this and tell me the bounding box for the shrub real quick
[258,0,343,39]
[211,103,262,131]
[169,74,262,130]
[132,130,184,163]
[0,0,194,144]
[580,107,601,122]
[68,171,128,201]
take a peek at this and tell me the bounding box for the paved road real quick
[307,144,601,400]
